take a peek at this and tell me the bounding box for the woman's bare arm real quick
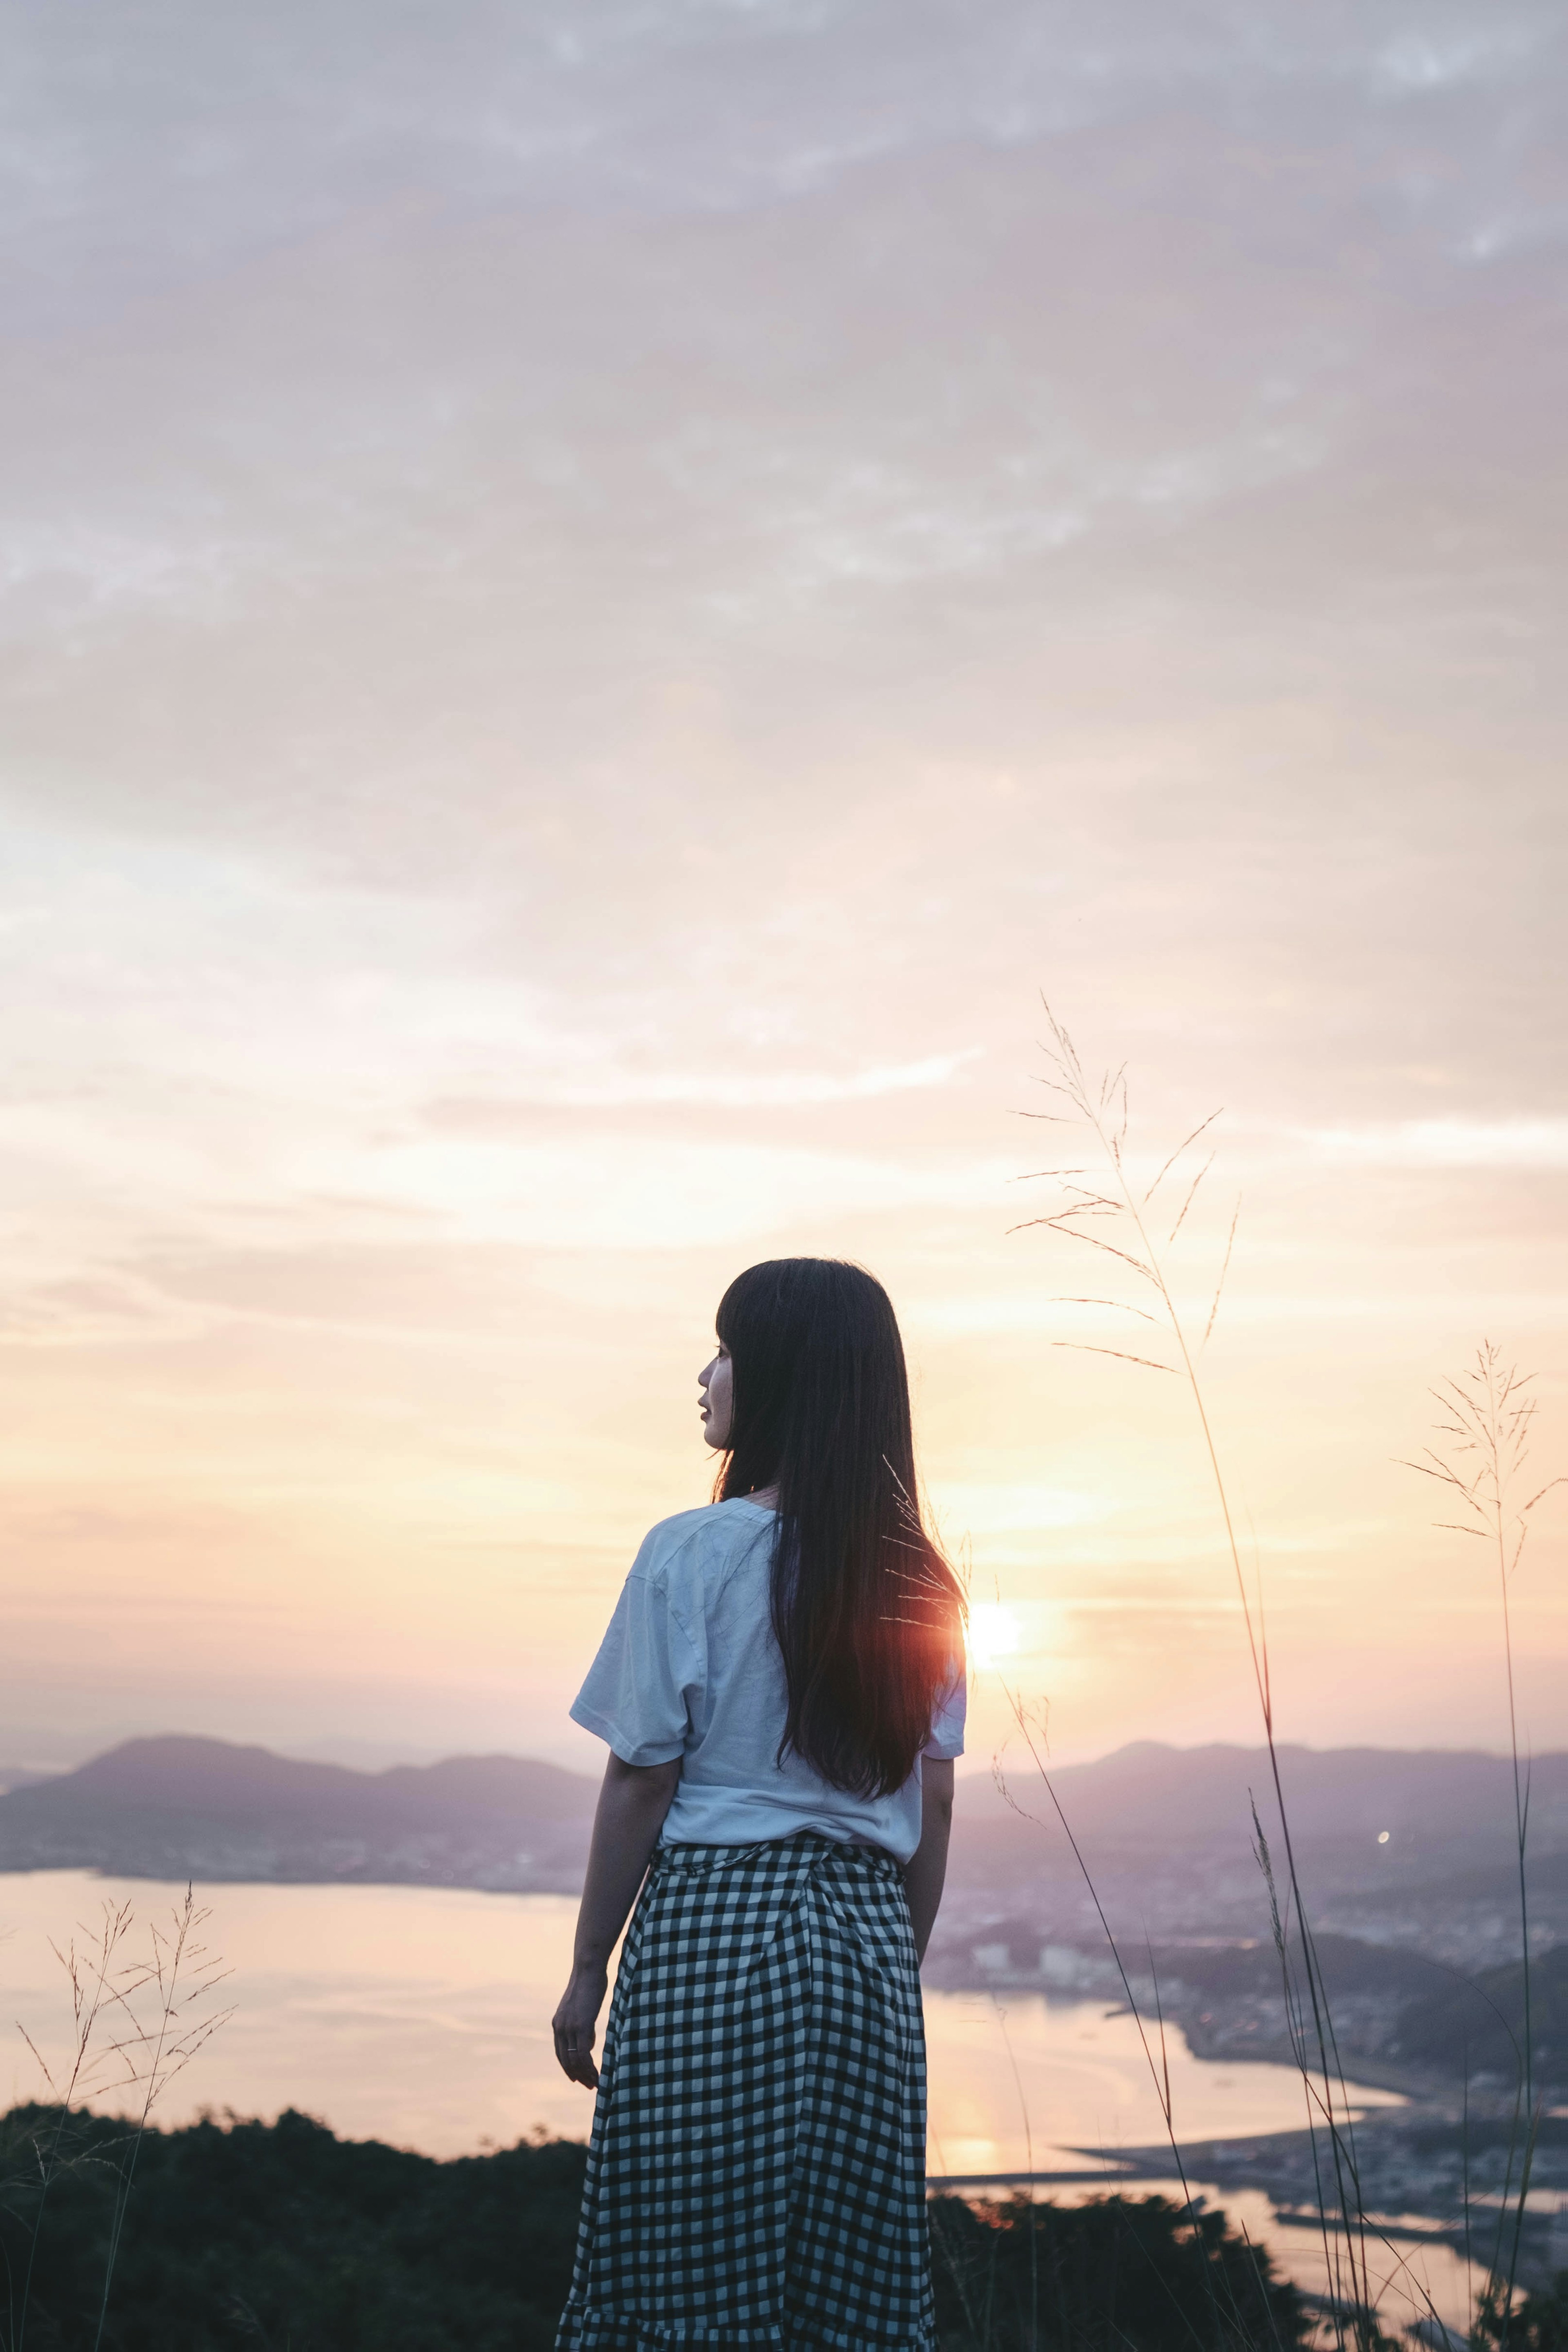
[552,1753,681,2088]
[902,1756,954,1965]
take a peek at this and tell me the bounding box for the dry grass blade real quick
[1398,1451,1480,1494]
[13,2023,55,2094]
[1051,1341,1179,1373]
[1166,1152,1215,1246]
[1050,1294,1166,1326]
[1006,1213,1158,1283]
[1144,1109,1224,1208]
[1201,1198,1240,1351]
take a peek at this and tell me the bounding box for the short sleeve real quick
[922,1656,967,1762]
[570,1541,704,1767]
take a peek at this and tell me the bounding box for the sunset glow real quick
[0,0,1563,1786]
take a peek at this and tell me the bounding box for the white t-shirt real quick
[570,1497,966,1866]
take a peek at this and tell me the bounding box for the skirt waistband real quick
[652,1826,903,1880]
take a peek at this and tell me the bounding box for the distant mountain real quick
[0,1736,599,1892]
[3,1736,1565,1962]
[954,1740,1568,1886]
[932,1741,1568,2002]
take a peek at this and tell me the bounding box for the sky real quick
[2,0,1565,1778]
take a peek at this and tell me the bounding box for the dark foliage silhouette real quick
[928,2189,1310,2350]
[0,2109,1312,2352]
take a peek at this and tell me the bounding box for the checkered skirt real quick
[555,1831,935,2352]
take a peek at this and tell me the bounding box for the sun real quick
[967,1604,1020,1670]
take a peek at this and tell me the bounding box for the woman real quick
[552,1256,966,2352]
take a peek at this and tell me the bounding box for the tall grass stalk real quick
[3,1888,232,2352]
[996,1704,1272,2350]
[1007,1004,1444,2349]
[1403,1346,1564,2340]
[88,1890,232,2352]
[6,1901,135,2352]
[989,1996,1040,2350]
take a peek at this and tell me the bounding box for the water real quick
[0,1872,1478,2328]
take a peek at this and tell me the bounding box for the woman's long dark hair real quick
[714,1257,965,1799]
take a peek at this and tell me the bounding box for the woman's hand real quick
[553,1753,682,2087]
[553,1961,610,2088]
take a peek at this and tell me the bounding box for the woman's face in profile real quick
[698,1341,733,1451]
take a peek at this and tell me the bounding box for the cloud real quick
[927,1481,1109,1535]
[2,0,1566,1762]
[424,1051,982,1118]
[300,1135,1012,1250]
[1307,1120,1568,1169]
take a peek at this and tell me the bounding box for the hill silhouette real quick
[0,1735,597,1891]
[3,1736,1565,1943]
[957,1739,1568,1885]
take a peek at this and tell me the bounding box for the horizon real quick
[10,1725,1568,1786]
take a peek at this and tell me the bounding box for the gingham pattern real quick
[556,1831,935,2352]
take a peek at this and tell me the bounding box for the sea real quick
[0,1871,1480,2331]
